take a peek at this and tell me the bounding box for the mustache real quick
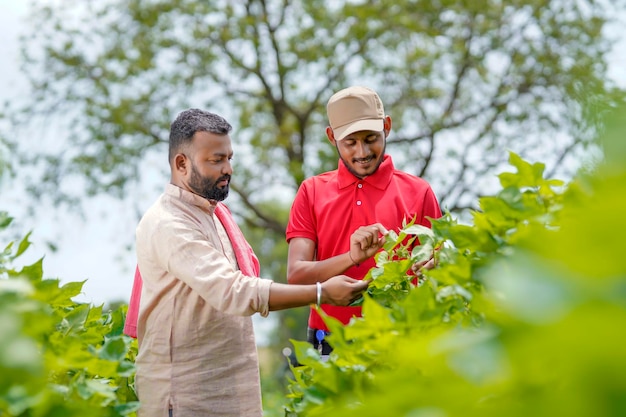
[352,155,374,163]
[217,174,231,183]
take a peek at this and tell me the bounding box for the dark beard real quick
[189,165,230,201]
[338,142,386,179]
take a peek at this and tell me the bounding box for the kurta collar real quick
[337,154,394,190]
[165,183,218,214]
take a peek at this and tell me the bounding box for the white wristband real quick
[316,282,322,307]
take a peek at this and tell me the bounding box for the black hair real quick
[168,109,232,162]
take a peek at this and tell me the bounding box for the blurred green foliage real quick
[0,216,139,417]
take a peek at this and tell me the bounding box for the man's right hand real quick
[321,275,370,306]
[349,223,389,266]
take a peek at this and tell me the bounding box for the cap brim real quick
[334,119,384,141]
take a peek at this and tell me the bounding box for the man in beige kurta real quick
[133,109,369,417]
[135,184,271,416]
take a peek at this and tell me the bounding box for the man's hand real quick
[411,257,436,276]
[349,223,389,266]
[321,275,370,306]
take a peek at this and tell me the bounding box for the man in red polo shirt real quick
[286,86,442,355]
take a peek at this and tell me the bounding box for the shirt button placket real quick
[356,182,363,206]
[353,182,367,230]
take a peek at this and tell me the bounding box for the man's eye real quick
[209,157,233,164]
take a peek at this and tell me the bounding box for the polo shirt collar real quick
[165,183,218,214]
[337,154,394,190]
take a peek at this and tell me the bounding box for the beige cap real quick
[327,86,384,141]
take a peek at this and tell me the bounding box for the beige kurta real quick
[135,184,272,417]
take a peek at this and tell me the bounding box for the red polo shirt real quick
[286,155,442,330]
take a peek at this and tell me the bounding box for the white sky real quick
[1,1,151,306]
[0,1,625,312]
[0,0,133,301]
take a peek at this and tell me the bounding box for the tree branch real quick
[230,182,286,235]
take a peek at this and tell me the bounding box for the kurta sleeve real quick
[147,218,272,317]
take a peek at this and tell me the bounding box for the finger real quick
[355,280,370,290]
[361,238,372,250]
[352,231,372,250]
[369,223,389,236]
[365,230,378,248]
[422,259,435,270]
[411,260,427,271]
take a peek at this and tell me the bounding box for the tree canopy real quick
[10,0,625,229]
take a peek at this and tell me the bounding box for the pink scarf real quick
[123,202,261,338]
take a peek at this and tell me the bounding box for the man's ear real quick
[326,126,337,146]
[383,116,392,137]
[174,153,188,175]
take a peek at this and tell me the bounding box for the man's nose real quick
[222,160,233,175]
[354,141,368,157]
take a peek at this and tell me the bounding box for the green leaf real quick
[114,401,141,415]
[59,280,86,300]
[0,212,13,229]
[65,303,91,330]
[290,339,323,367]
[403,224,435,245]
[8,258,44,282]
[360,295,393,330]
[98,337,128,362]
[15,232,32,258]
